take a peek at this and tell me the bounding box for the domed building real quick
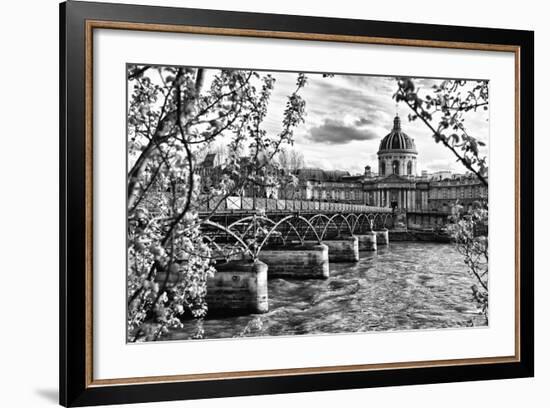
[378,115,418,177]
[358,115,427,210]
[361,115,487,214]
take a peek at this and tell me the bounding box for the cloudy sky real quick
[133,66,489,175]
[255,71,489,175]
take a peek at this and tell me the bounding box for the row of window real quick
[310,189,362,200]
[281,184,487,203]
[429,186,488,199]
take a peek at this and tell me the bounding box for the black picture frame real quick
[60,1,534,406]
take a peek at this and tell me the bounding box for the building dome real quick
[378,116,417,154]
[377,115,418,177]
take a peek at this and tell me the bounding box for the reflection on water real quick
[166,242,487,341]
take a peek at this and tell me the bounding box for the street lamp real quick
[317,180,322,210]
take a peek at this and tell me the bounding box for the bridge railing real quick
[198,196,391,213]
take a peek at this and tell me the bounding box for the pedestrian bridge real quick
[191,197,394,314]
[198,196,393,261]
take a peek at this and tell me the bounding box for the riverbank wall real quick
[389,229,452,243]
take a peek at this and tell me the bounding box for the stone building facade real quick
[427,173,488,213]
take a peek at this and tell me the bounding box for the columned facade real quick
[364,175,430,211]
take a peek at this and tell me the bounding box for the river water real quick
[166,242,487,341]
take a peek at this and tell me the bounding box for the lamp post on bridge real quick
[317,180,322,211]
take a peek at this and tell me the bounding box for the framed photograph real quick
[60,0,534,406]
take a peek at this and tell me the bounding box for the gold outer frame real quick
[84,20,521,388]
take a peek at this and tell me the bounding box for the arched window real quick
[380,162,386,176]
[392,160,400,175]
[407,161,413,175]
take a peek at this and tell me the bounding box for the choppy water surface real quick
[167,242,487,341]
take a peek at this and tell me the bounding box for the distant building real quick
[427,172,488,213]
[286,168,363,202]
[430,170,453,181]
[361,115,488,212]
[198,115,488,213]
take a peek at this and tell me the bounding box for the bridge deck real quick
[198,196,391,215]
[199,209,392,217]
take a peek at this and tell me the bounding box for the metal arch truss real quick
[201,211,392,261]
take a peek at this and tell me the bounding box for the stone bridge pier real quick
[356,231,377,251]
[322,236,359,262]
[206,260,269,315]
[375,229,389,245]
[259,243,329,279]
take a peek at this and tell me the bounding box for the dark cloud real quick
[354,116,375,127]
[354,117,371,127]
[312,80,379,107]
[354,109,392,128]
[306,119,378,145]
[306,79,394,124]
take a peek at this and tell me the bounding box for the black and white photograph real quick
[126,65,489,342]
